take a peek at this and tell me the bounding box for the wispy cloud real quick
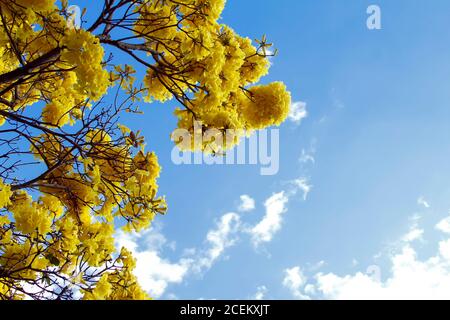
[401,215,424,243]
[417,196,430,208]
[288,101,308,125]
[191,213,241,273]
[299,149,315,165]
[113,193,272,297]
[115,212,242,298]
[247,178,311,248]
[290,178,312,200]
[299,139,317,165]
[249,192,289,247]
[116,179,312,297]
[401,227,424,243]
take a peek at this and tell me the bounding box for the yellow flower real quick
[0,215,9,226]
[61,29,110,101]
[11,195,52,235]
[0,180,12,208]
[240,82,291,129]
[84,274,112,300]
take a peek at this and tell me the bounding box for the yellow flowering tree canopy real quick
[0,0,291,300]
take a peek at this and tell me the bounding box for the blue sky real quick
[76,0,450,299]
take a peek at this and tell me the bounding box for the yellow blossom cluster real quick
[0,129,165,298]
[0,0,109,127]
[131,0,291,153]
[15,0,55,12]
[239,82,291,129]
[0,180,12,208]
[0,0,160,298]
[60,29,110,101]
[83,248,149,300]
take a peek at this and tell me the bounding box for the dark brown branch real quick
[0,47,63,85]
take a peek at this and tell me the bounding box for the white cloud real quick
[288,101,307,125]
[439,239,450,261]
[249,192,289,247]
[400,215,424,243]
[115,212,241,298]
[402,227,424,243]
[253,286,268,300]
[238,195,256,212]
[308,260,326,271]
[115,228,190,298]
[193,213,241,273]
[299,140,317,165]
[290,178,312,200]
[282,266,310,300]
[114,184,309,297]
[282,215,450,300]
[299,149,315,164]
[417,196,430,208]
[314,271,381,299]
[247,179,312,248]
[436,215,450,234]
[314,242,450,299]
[304,284,316,296]
[131,251,190,298]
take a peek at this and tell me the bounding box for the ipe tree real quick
[0,0,291,300]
